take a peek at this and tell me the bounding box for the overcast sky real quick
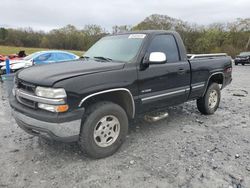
[1,0,249,31]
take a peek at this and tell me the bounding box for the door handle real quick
[178,68,185,74]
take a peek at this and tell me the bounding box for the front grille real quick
[16,96,36,109]
[17,79,36,94]
[16,78,37,109]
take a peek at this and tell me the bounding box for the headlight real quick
[35,87,67,99]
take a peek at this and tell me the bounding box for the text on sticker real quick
[128,34,146,39]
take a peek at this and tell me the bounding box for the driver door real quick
[138,34,190,108]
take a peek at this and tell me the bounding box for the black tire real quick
[79,101,128,159]
[197,83,221,115]
[242,63,245,66]
[235,62,238,65]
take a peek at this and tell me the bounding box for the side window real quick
[35,53,52,62]
[55,53,64,61]
[57,53,74,61]
[148,35,179,63]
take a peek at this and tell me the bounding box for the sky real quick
[0,0,249,31]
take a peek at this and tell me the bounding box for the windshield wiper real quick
[94,56,113,62]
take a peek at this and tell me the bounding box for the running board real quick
[144,111,169,123]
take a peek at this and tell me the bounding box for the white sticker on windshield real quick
[128,34,146,39]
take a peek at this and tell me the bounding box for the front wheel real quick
[242,63,245,66]
[79,101,128,159]
[197,83,221,115]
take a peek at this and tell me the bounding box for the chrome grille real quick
[17,79,36,94]
[16,79,37,108]
[16,95,36,108]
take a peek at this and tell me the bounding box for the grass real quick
[0,45,83,56]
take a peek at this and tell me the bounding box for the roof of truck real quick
[113,30,178,35]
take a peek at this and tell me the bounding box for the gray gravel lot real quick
[0,65,250,188]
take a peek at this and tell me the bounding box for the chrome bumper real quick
[12,110,81,142]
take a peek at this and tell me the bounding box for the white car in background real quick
[0,50,79,73]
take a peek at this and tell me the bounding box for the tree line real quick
[0,14,249,57]
[0,24,106,52]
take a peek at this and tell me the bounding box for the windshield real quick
[84,34,146,62]
[239,52,250,56]
[23,52,42,61]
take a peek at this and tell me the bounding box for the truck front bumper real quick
[13,110,81,142]
[10,95,84,142]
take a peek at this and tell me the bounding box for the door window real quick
[35,53,53,62]
[148,35,179,63]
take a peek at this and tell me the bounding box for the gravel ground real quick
[0,65,250,188]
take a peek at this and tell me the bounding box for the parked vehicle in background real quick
[10,31,232,159]
[234,52,250,65]
[0,50,79,74]
[0,51,27,73]
[0,51,25,63]
[187,53,228,60]
[0,55,6,62]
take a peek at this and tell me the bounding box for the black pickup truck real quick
[10,31,232,158]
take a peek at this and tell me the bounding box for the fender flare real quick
[202,72,224,96]
[78,88,135,118]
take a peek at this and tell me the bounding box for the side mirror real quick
[149,52,167,64]
[143,52,167,66]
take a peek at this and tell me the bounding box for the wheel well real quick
[208,73,224,85]
[80,90,135,119]
[202,73,224,96]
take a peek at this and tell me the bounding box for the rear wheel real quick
[78,101,128,159]
[235,62,238,65]
[242,63,245,66]
[197,83,221,115]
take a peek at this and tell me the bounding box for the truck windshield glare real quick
[84,34,146,62]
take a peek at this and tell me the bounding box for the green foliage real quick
[82,25,107,50]
[0,15,249,57]
[0,24,107,52]
[0,28,8,41]
[112,25,132,34]
[132,14,250,57]
[133,14,190,31]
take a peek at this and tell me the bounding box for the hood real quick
[17,60,125,86]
